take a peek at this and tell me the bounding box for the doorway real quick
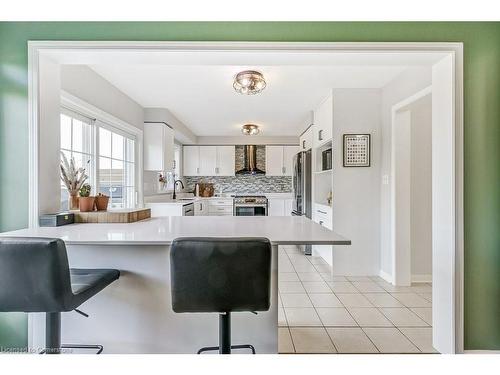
[28,41,463,354]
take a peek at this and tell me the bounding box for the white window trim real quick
[60,90,144,209]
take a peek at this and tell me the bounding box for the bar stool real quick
[170,237,272,354]
[0,237,120,354]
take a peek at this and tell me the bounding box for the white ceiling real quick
[82,51,442,137]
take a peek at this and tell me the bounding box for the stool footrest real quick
[197,344,256,354]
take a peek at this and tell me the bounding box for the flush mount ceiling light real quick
[233,70,266,95]
[241,124,260,136]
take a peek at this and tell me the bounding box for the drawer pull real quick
[302,140,306,149]
[319,220,324,225]
[318,210,327,214]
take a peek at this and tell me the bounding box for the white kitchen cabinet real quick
[265,145,299,176]
[313,94,333,148]
[216,146,235,176]
[312,203,333,266]
[268,198,294,216]
[284,198,293,216]
[144,122,175,172]
[182,145,235,176]
[208,198,233,216]
[183,146,200,176]
[299,126,313,151]
[268,199,285,216]
[194,200,208,216]
[283,146,298,176]
[199,146,217,175]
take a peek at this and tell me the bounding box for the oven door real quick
[234,205,267,216]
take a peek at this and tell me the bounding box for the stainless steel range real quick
[233,195,268,216]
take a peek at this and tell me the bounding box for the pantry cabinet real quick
[313,95,333,148]
[299,126,313,151]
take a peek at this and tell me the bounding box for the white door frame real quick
[391,85,433,286]
[27,41,464,353]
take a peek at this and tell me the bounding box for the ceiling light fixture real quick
[241,124,260,136]
[233,70,266,95]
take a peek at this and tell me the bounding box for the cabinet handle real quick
[318,210,327,214]
[302,140,306,149]
[319,220,324,226]
[318,129,323,141]
[172,160,176,169]
[196,167,200,174]
[282,166,285,174]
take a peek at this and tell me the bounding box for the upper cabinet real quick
[144,122,175,172]
[266,145,299,176]
[299,126,313,151]
[313,95,333,148]
[183,145,235,176]
[183,146,200,176]
[216,146,236,176]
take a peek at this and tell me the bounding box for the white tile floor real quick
[278,245,437,354]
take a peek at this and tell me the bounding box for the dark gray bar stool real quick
[170,237,272,354]
[0,237,120,354]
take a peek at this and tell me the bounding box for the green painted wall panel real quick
[0,22,499,351]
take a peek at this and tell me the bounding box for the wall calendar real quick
[343,134,371,167]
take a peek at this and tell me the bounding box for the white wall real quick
[144,107,196,144]
[331,89,382,276]
[410,95,433,279]
[379,67,432,279]
[38,55,62,215]
[61,65,144,131]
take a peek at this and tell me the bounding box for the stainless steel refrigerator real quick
[292,150,312,255]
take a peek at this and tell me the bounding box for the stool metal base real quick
[41,312,103,354]
[198,344,256,354]
[196,312,256,354]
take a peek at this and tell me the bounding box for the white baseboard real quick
[464,350,500,354]
[412,274,432,283]
[379,270,394,284]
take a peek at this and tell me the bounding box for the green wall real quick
[0,22,499,351]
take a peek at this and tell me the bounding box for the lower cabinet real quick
[312,203,333,266]
[268,198,293,216]
[208,198,234,216]
[146,203,184,217]
[194,200,208,216]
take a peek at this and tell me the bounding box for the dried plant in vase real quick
[78,183,95,212]
[60,152,89,210]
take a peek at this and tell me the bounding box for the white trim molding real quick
[27,40,464,353]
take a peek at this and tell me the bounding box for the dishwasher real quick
[182,202,194,216]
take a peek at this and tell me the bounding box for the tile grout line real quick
[285,245,339,353]
[279,246,434,354]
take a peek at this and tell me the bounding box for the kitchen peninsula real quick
[1,216,350,354]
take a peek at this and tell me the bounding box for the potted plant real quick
[95,192,109,211]
[78,183,95,212]
[60,152,89,210]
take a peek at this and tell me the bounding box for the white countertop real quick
[1,216,350,246]
[144,193,292,204]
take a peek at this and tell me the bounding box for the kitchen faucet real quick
[172,180,184,200]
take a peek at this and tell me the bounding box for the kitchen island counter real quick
[3,215,350,246]
[1,216,350,354]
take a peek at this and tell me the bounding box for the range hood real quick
[235,145,265,175]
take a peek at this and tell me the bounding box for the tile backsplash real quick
[184,175,292,194]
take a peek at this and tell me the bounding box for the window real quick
[60,110,94,210]
[97,126,136,209]
[60,108,137,210]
